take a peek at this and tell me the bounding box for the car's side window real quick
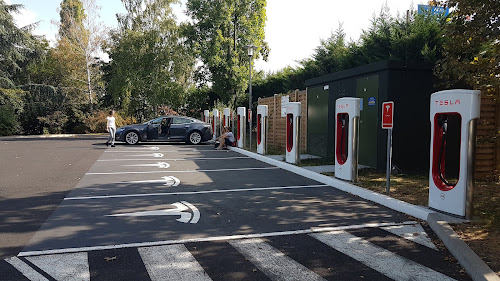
[172,117,192,124]
[150,117,163,125]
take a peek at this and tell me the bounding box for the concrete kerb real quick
[230,147,500,281]
[427,213,500,281]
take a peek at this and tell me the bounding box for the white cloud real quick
[13,6,38,29]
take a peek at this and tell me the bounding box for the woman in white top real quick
[106,110,116,147]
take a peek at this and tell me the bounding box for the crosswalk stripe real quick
[25,253,90,281]
[229,238,326,281]
[381,224,438,250]
[5,257,49,281]
[138,244,212,281]
[311,231,457,281]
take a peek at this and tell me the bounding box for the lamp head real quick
[246,44,256,57]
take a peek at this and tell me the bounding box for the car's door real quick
[168,117,192,139]
[146,117,163,140]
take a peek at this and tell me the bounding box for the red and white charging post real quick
[382,101,394,193]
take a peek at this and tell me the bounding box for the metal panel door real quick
[356,75,379,168]
[307,86,329,157]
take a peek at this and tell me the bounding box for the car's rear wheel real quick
[187,131,202,145]
[125,131,140,145]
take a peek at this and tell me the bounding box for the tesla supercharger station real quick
[286,102,301,164]
[223,108,231,128]
[335,97,360,182]
[429,89,480,218]
[237,107,246,148]
[204,110,210,124]
[212,109,219,139]
[257,105,268,155]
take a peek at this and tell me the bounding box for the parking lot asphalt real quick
[1,137,473,280]
[0,136,105,260]
[19,145,407,254]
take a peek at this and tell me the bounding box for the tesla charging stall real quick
[429,89,480,218]
[286,102,301,164]
[257,105,268,154]
[223,108,231,128]
[335,97,360,182]
[204,110,210,124]
[212,109,219,139]
[237,107,246,148]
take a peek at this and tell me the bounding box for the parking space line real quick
[5,257,50,281]
[17,221,417,257]
[229,238,326,281]
[139,244,212,281]
[104,150,231,153]
[64,184,330,201]
[311,231,457,281]
[86,167,279,175]
[96,157,250,161]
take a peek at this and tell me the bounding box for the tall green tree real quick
[54,0,106,107]
[0,1,36,88]
[106,0,194,120]
[435,0,500,91]
[185,0,268,105]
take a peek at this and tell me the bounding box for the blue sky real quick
[8,0,424,72]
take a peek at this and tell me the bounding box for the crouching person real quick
[216,126,235,150]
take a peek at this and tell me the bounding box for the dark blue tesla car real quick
[115,116,213,145]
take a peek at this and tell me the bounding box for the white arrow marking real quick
[135,146,160,150]
[128,153,164,158]
[117,176,180,186]
[123,162,170,169]
[107,201,199,224]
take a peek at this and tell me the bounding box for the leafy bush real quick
[0,88,26,135]
[84,110,136,133]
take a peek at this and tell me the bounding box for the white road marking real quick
[138,244,212,281]
[86,166,278,175]
[18,221,416,257]
[5,257,49,281]
[106,150,229,153]
[125,153,164,157]
[126,146,160,150]
[381,224,438,250]
[123,162,170,168]
[107,201,199,224]
[97,156,250,161]
[116,176,181,186]
[311,231,456,281]
[229,238,326,281]
[26,253,90,281]
[64,184,329,201]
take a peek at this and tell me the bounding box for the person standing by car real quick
[106,110,116,147]
[216,126,235,150]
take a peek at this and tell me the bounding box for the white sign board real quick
[281,95,289,117]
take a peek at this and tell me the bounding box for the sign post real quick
[382,102,394,193]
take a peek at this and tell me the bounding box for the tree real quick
[0,1,37,88]
[435,0,500,91]
[253,5,447,97]
[185,0,268,105]
[53,0,106,107]
[106,0,195,120]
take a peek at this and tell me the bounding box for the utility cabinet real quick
[305,60,434,172]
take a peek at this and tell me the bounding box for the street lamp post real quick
[247,44,256,150]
